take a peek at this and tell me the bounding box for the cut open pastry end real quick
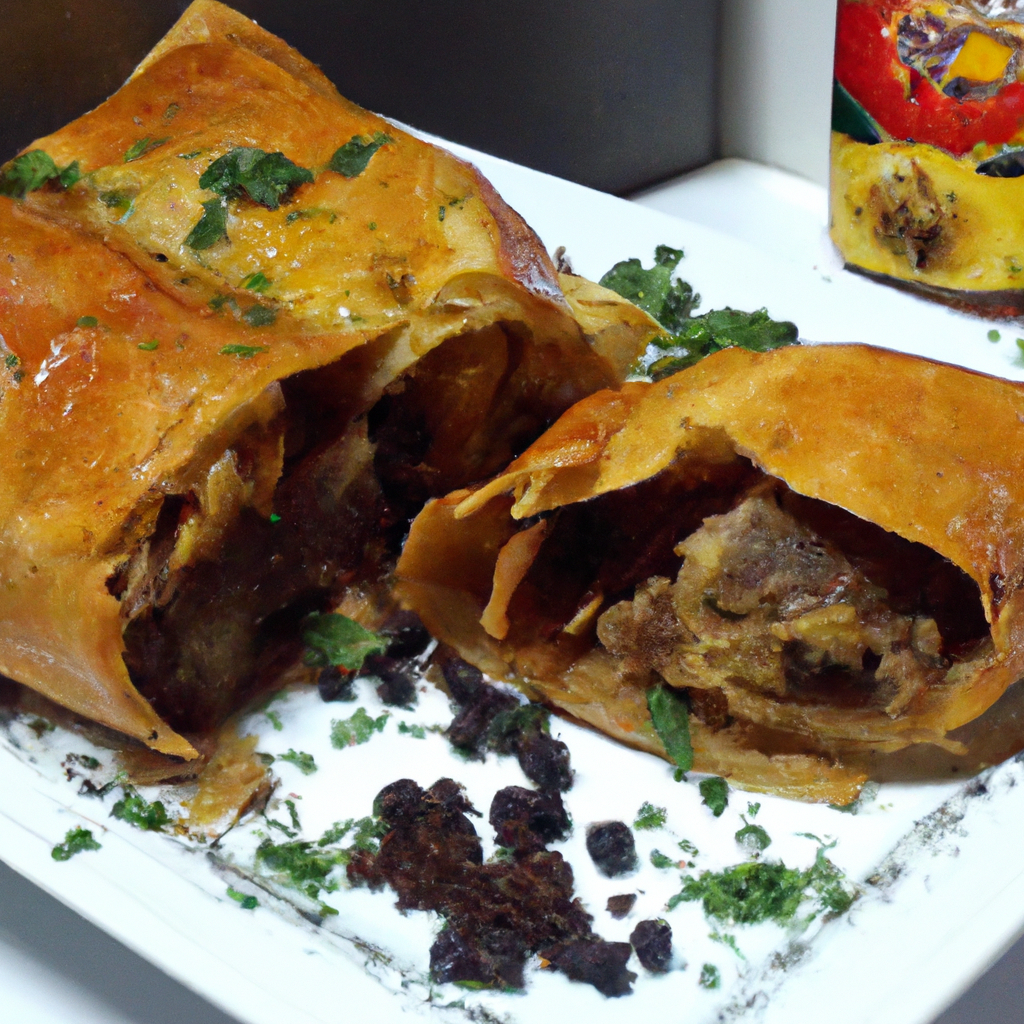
[397,344,1024,802]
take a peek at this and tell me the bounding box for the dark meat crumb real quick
[379,610,432,660]
[630,919,672,973]
[441,657,573,791]
[543,939,636,997]
[317,665,355,702]
[352,776,631,995]
[586,822,638,877]
[489,786,570,853]
[361,654,417,707]
[606,894,637,919]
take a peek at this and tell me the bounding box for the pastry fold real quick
[0,1,656,756]
[397,345,1024,801]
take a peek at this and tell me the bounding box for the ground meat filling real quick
[597,485,978,722]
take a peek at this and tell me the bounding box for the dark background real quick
[0,0,720,195]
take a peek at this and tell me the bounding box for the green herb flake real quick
[58,161,81,189]
[137,340,159,351]
[278,749,317,775]
[284,798,302,832]
[368,221,377,231]
[269,513,281,523]
[650,850,677,870]
[330,707,389,748]
[219,344,267,358]
[66,753,101,770]
[266,709,284,731]
[123,136,170,162]
[111,789,169,832]
[735,822,772,854]
[241,303,277,327]
[600,245,694,328]
[24,715,55,738]
[178,150,203,160]
[699,963,720,990]
[199,147,313,209]
[257,752,275,766]
[255,838,347,900]
[303,612,387,671]
[988,329,1002,342]
[438,205,446,222]
[670,847,856,925]
[0,150,79,199]
[51,827,102,861]
[678,838,699,857]
[4,354,19,369]
[317,820,354,846]
[710,929,745,960]
[185,197,228,249]
[398,721,427,739]
[634,801,667,831]
[208,293,232,310]
[98,189,134,210]
[699,777,729,817]
[647,683,693,772]
[242,271,272,293]
[163,103,181,122]
[226,886,258,910]
[328,132,391,178]
[76,315,99,328]
[746,802,761,818]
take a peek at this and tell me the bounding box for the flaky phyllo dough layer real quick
[397,345,1024,802]
[0,2,658,756]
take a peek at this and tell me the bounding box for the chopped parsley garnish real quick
[330,707,389,748]
[66,752,101,770]
[678,839,699,857]
[988,329,1002,342]
[242,271,272,293]
[600,244,696,327]
[51,827,101,861]
[328,132,391,178]
[634,801,667,830]
[710,929,745,960]
[668,846,855,924]
[302,612,387,672]
[226,886,258,910]
[241,303,277,328]
[219,344,267,358]
[163,103,181,122]
[178,150,203,160]
[137,340,159,351]
[600,246,799,380]
[285,207,336,224]
[278,749,317,775]
[438,205,446,221]
[699,777,729,817]
[265,709,284,731]
[644,307,800,381]
[269,513,281,523]
[123,136,170,162]
[76,315,99,328]
[255,838,346,900]
[110,789,169,832]
[735,821,772,854]
[4,354,19,369]
[99,189,134,210]
[368,221,377,231]
[650,850,677,870]
[647,683,693,773]
[0,150,80,198]
[699,963,721,990]
[398,721,427,739]
[185,197,228,249]
[199,147,313,209]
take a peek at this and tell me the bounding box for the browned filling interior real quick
[115,323,585,734]
[498,459,990,737]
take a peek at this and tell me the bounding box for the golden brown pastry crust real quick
[0,2,657,756]
[396,344,1024,801]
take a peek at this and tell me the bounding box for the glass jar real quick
[831,0,1024,313]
